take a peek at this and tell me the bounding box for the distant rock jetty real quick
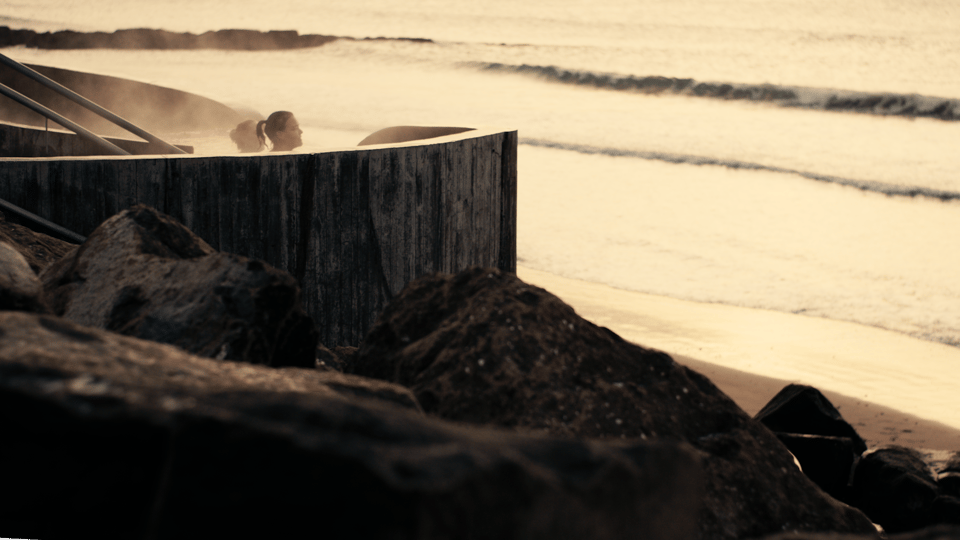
[0,26,432,51]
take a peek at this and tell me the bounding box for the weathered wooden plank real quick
[369,146,418,297]
[414,142,443,278]
[42,160,69,230]
[310,151,343,346]
[175,158,198,234]
[440,138,473,273]
[162,157,184,226]
[277,156,302,274]
[100,157,121,224]
[79,159,103,235]
[471,132,496,268]
[257,154,283,269]
[193,156,220,250]
[216,157,238,255]
[232,156,264,259]
[356,149,375,346]
[0,161,26,208]
[337,150,363,346]
[116,158,138,213]
[135,158,165,214]
[499,130,518,272]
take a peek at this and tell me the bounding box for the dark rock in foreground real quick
[40,205,318,367]
[755,384,868,502]
[351,267,876,540]
[850,446,943,533]
[0,311,702,540]
[755,384,868,455]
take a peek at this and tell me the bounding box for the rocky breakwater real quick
[0,206,701,540]
[349,268,879,539]
[0,26,433,51]
[1,205,958,539]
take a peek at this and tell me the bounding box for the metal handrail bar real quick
[0,82,130,156]
[0,52,188,154]
[0,197,87,244]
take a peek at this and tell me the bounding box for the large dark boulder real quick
[40,205,318,368]
[40,206,317,367]
[755,384,868,501]
[351,267,876,540]
[850,445,941,533]
[0,311,703,540]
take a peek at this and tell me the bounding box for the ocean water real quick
[3,0,960,354]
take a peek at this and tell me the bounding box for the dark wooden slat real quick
[415,142,443,277]
[499,130,519,272]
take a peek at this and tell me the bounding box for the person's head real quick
[256,111,303,152]
[230,119,261,152]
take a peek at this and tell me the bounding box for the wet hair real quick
[256,111,294,150]
[230,119,261,152]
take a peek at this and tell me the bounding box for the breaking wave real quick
[522,138,960,202]
[473,62,960,122]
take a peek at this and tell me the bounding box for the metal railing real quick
[0,52,188,155]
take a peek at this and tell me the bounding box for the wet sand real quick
[517,267,960,451]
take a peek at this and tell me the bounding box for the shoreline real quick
[677,354,960,451]
[516,266,960,451]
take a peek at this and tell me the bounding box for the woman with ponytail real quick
[256,111,303,152]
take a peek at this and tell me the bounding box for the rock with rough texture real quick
[0,211,76,273]
[351,267,876,540]
[0,241,49,313]
[850,446,941,533]
[755,384,868,501]
[755,384,868,454]
[40,205,318,367]
[0,311,703,540]
[940,453,960,497]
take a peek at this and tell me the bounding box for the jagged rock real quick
[755,384,868,501]
[940,453,960,497]
[774,432,860,502]
[0,211,77,273]
[350,267,876,540]
[755,384,868,454]
[941,473,960,498]
[0,241,49,313]
[0,311,703,540]
[40,205,318,368]
[850,445,941,532]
